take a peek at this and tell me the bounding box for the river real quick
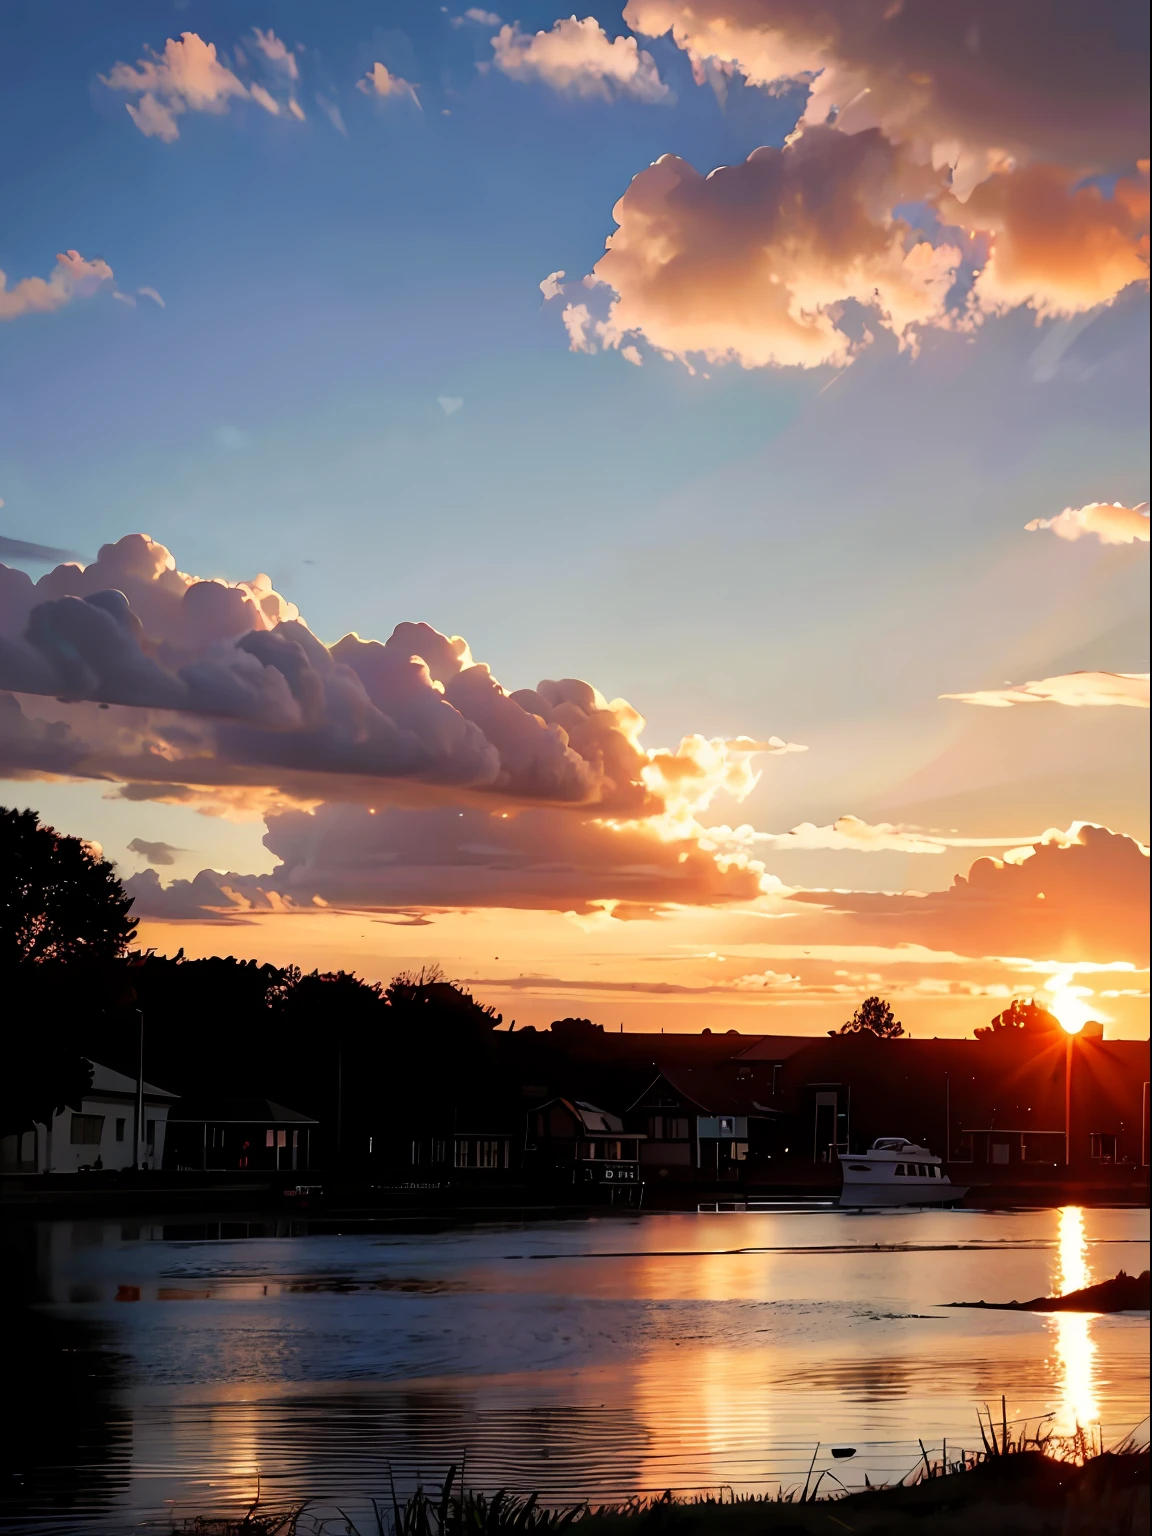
[2,1204,1147,1532]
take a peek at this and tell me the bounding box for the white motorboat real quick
[838,1137,968,1209]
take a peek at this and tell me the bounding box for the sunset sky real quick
[1,0,1148,1036]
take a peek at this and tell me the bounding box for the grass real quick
[173,1404,1150,1536]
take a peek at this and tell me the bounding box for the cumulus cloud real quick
[540,270,566,302]
[490,16,671,102]
[573,128,962,368]
[1026,500,1151,545]
[790,823,1150,966]
[102,30,305,139]
[941,671,1149,709]
[357,63,421,105]
[0,250,114,323]
[623,0,1147,185]
[561,1,1149,367]
[127,798,770,918]
[0,535,801,848]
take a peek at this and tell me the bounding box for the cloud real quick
[0,534,85,565]
[357,63,421,105]
[755,814,1049,855]
[540,270,566,302]
[250,28,299,83]
[790,823,1150,966]
[127,837,186,867]
[623,1,1148,190]
[941,671,1150,709]
[103,30,305,139]
[460,8,502,24]
[0,250,114,323]
[438,395,464,415]
[489,17,672,103]
[573,129,962,368]
[0,535,801,845]
[561,2,1150,367]
[1026,500,1151,546]
[315,94,349,136]
[127,797,771,918]
[947,162,1150,320]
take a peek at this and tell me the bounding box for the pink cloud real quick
[357,63,420,105]
[0,250,114,322]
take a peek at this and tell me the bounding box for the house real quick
[164,1098,318,1172]
[526,1098,644,1189]
[0,1061,176,1173]
[627,1068,784,1183]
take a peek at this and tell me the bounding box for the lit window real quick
[265,1129,275,1148]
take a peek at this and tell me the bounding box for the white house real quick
[0,1061,177,1173]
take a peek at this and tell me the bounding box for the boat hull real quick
[838,1181,969,1209]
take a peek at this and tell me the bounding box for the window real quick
[146,1120,156,1147]
[432,1139,447,1163]
[1090,1133,1117,1162]
[70,1114,104,1145]
[412,1141,423,1165]
[455,1139,469,1168]
[292,1129,299,1149]
[265,1128,275,1148]
[276,1129,287,1149]
[952,1135,973,1162]
[731,1141,748,1161]
[991,1142,1010,1165]
[601,1139,622,1161]
[115,1118,126,1142]
[477,1139,503,1169]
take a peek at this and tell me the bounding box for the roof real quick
[533,1097,626,1134]
[86,1060,177,1100]
[167,1098,318,1125]
[628,1067,783,1118]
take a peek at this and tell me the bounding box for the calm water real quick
[3,1206,1148,1532]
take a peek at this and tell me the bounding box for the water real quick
[3,1205,1147,1532]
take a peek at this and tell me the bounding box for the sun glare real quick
[1042,972,1101,1034]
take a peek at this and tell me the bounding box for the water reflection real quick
[1050,1207,1098,1435]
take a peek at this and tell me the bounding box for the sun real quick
[1044,981,1094,1035]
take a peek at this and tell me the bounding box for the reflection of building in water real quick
[1050,1206,1099,1434]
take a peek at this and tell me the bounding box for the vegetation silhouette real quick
[836,996,904,1038]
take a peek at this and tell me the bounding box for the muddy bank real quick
[948,1269,1150,1313]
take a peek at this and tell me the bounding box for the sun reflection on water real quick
[1050,1206,1098,1435]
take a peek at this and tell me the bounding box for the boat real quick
[838,1137,968,1209]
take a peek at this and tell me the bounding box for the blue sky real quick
[1,1,1148,1033]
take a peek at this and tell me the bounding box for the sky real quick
[1,0,1148,1037]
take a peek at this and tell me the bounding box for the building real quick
[0,1061,175,1173]
[164,1098,318,1172]
[526,1097,644,1191]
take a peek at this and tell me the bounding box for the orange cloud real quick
[489,17,671,102]
[1026,500,1151,545]
[563,2,1149,368]
[941,671,1149,709]
[581,128,959,368]
[0,250,114,322]
[947,162,1149,319]
[790,823,1150,966]
[755,814,1049,854]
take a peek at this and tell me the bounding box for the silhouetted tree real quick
[1,807,137,1136]
[838,995,904,1038]
[975,997,1059,1041]
[1,807,136,967]
[550,1017,605,1039]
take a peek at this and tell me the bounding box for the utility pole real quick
[1065,1034,1073,1168]
[133,1008,145,1171]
